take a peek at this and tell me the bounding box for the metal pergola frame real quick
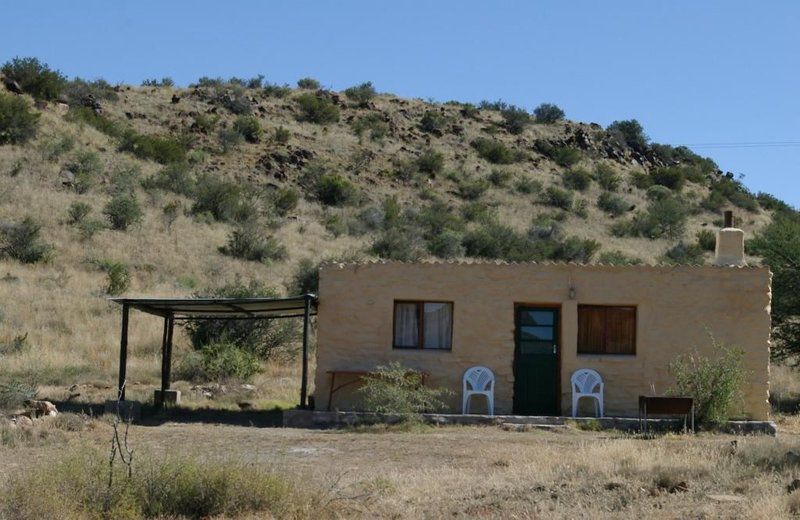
[110,294,318,409]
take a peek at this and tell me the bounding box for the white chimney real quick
[714,211,746,267]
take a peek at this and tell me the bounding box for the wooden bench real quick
[326,370,428,411]
[638,395,694,433]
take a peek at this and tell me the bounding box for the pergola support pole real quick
[300,295,311,409]
[117,303,130,401]
[165,315,174,391]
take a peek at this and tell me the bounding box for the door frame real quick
[513,302,562,416]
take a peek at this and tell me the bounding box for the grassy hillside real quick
[0,59,789,395]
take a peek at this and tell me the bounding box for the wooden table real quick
[638,395,694,433]
[326,370,428,411]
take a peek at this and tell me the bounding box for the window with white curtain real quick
[393,301,453,350]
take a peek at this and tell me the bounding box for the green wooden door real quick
[513,306,559,415]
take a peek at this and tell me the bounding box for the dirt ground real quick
[4,417,800,519]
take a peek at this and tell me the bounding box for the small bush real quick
[391,156,419,182]
[67,202,92,224]
[191,113,218,134]
[651,166,686,191]
[419,110,449,134]
[0,218,53,263]
[65,106,124,138]
[668,337,746,425]
[0,380,38,410]
[616,197,688,240]
[646,184,673,201]
[271,186,300,216]
[185,280,299,358]
[263,82,293,98]
[177,343,261,382]
[289,252,362,295]
[64,151,102,194]
[607,119,648,150]
[162,200,181,231]
[233,115,262,143]
[542,186,573,210]
[351,113,388,142]
[103,194,143,230]
[219,223,287,263]
[297,77,320,89]
[77,219,106,240]
[662,241,705,265]
[471,137,519,164]
[119,131,186,164]
[416,149,444,175]
[594,164,620,191]
[488,168,512,187]
[457,177,490,200]
[598,250,643,265]
[597,192,628,216]
[295,93,339,124]
[697,229,716,251]
[217,127,244,152]
[344,81,376,106]
[191,175,255,223]
[533,103,565,123]
[573,198,589,219]
[0,333,28,356]
[359,362,452,415]
[272,125,290,144]
[97,259,130,295]
[142,162,195,196]
[1,57,66,101]
[314,172,359,206]
[563,168,592,191]
[461,201,495,222]
[515,177,542,194]
[500,105,531,134]
[427,229,465,258]
[371,228,424,261]
[0,93,39,144]
[552,147,582,167]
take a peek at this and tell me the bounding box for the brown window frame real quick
[577,305,637,356]
[392,300,454,350]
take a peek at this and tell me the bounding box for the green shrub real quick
[77,219,106,240]
[271,186,300,216]
[162,200,181,231]
[141,162,195,196]
[1,57,66,101]
[500,105,531,134]
[233,115,262,143]
[594,164,620,191]
[457,177,490,200]
[0,93,39,144]
[651,166,686,191]
[212,83,252,115]
[0,380,37,410]
[371,228,424,261]
[289,258,320,295]
[646,184,673,201]
[607,119,648,150]
[515,177,542,194]
[573,198,589,219]
[108,164,141,196]
[533,103,565,123]
[542,186,573,210]
[272,125,290,144]
[295,93,340,124]
[67,201,92,224]
[64,77,118,105]
[296,77,320,89]
[488,168,512,187]
[629,169,652,189]
[461,221,539,262]
[119,130,186,164]
[263,82,292,98]
[427,229,465,258]
[410,150,443,177]
[97,259,130,295]
[705,176,759,212]
[65,106,124,138]
[0,218,53,263]
[563,168,592,191]
[217,127,244,152]
[177,342,261,382]
[185,280,298,358]
[471,137,519,164]
[191,113,218,134]
[314,173,358,206]
[140,77,174,87]
[461,201,495,222]
[103,194,143,230]
[344,81,376,106]
[419,110,449,134]
[64,151,102,193]
[597,192,628,216]
[756,192,790,212]
[616,197,687,240]
[661,241,705,265]
[417,200,465,238]
[696,229,716,251]
[219,223,287,263]
[359,362,451,415]
[391,156,419,182]
[552,147,582,167]
[191,175,254,223]
[351,113,389,142]
[668,337,746,425]
[598,250,643,265]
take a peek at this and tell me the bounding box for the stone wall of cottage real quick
[313,262,772,420]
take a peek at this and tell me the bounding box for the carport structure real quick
[110,294,318,408]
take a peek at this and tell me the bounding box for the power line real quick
[677,141,800,149]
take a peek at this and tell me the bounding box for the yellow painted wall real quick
[313,262,771,419]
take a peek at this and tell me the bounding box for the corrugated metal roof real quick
[109,294,317,319]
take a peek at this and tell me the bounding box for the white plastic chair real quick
[571,369,604,418]
[462,366,495,416]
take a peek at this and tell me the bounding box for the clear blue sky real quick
[3,1,799,206]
